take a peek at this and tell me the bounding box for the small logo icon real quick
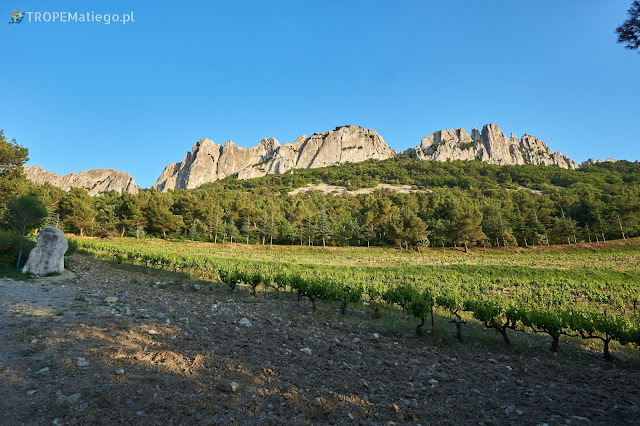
[9,9,24,24]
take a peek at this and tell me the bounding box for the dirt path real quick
[1,255,638,425]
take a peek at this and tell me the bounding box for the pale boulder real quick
[22,227,68,276]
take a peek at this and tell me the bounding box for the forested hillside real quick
[21,156,640,250]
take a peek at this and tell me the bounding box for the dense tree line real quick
[2,132,639,251]
[15,157,640,251]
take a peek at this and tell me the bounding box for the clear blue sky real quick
[3,1,639,188]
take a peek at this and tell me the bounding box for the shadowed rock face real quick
[407,124,578,169]
[24,166,138,195]
[154,126,396,191]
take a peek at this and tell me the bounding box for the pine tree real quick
[188,219,202,241]
[144,190,178,239]
[4,194,47,235]
[259,210,277,245]
[432,218,448,252]
[225,218,239,244]
[242,216,254,244]
[119,192,147,239]
[302,215,316,246]
[617,1,640,52]
[445,197,486,253]
[0,130,29,211]
[316,207,332,247]
[59,188,97,237]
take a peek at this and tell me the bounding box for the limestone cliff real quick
[154,138,280,191]
[24,166,138,195]
[155,126,396,191]
[155,123,583,191]
[407,124,578,169]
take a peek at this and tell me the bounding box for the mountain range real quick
[24,123,610,194]
[23,166,138,196]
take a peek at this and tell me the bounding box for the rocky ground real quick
[0,254,639,426]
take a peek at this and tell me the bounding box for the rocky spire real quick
[409,123,578,169]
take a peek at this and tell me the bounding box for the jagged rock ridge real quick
[24,166,139,195]
[154,138,280,191]
[406,124,578,169]
[155,123,583,191]
[155,126,396,191]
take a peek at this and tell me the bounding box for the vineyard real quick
[73,237,640,361]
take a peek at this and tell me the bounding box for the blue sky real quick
[2,1,639,188]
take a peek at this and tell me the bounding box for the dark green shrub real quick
[0,231,35,269]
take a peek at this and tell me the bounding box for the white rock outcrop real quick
[581,158,617,167]
[408,124,578,169]
[154,123,583,191]
[155,138,281,191]
[238,126,395,180]
[24,167,138,195]
[155,126,396,191]
[22,227,68,276]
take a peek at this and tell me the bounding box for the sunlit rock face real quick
[154,126,396,191]
[408,124,578,169]
[24,166,138,195]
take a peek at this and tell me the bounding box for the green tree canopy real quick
[0,131,29,209]
[145,190,179,239]
[617,1,640,52]
[59,188,97,237]
[443,196,486,253]
[3,194,47,236]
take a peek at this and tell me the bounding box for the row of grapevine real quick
[75,239,640,360]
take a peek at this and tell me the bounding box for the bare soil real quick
[0,255,638,425]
